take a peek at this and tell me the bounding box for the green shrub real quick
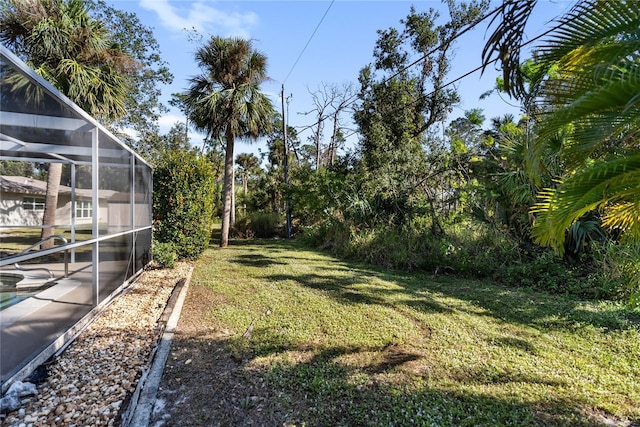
[151,241,177,268]
[300,218,352,253]
[303,215,639,302]
[233,212,283,238]
[594,240,640,301]
[153,151,215,259]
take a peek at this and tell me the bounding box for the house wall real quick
[0,193,42,226]
[108,202,131,229]
[0,192,105,228]
[97,202,108,225]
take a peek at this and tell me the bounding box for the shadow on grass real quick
[232,253,287,268]
[163,330,612,427]
[226,238,639,333]
[262,345,603,427]
[169,237,640,427]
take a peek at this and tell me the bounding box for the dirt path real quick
[150,282,303,426]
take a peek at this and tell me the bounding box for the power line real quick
[293,2,502,135]
[283,0,335,84]
[411,10,578,111]
[297,3,570,137]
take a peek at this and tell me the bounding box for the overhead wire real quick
[282,0,335,84]
[293,2,503,135]
[296,2,571,136]
[408,7,581,113]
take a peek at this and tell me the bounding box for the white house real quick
[0,175,114,228]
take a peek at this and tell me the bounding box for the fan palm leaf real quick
[526,0,640,251]
[0,0,130,120]
[183,37,275,247]
[532,153,640,252]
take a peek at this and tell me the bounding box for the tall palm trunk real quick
[40,162,62,249]
[231,175,236,227]
[220,128,235,247]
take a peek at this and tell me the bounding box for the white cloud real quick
[158,113,185,131]
[139,0,258,37]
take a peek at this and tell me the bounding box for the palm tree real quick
[1,0,132,248]
[236,153,260,196]
[236,153,261,217]
[184,37,275,248]
[484,0,640,253]
[529,1,640,252]
[1,0,131,118]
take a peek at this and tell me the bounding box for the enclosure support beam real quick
[131,154,136,277]
[91,127,100,306]
[70,163,76,263]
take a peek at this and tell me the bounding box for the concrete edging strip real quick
[123,266,194,427]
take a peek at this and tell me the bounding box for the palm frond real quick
[532,153,640,252]
[603,200,640,239]
[533,0,640,167]
[481,0,537,99]
[537,0,639,61]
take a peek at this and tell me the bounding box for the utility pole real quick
[281,84,292,239]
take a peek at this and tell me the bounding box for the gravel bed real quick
[1,261,192,427]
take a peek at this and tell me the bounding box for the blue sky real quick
[107,0,574,157]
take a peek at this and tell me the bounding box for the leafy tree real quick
[353,1,488,227]
[236,153,261,196]
[183,37,275,248]
[446,108,487,155]
[260,119,301,215]
[0,161,36,177]
[136,122,193,166]
[88,0,173,143]
[1,0,132,248]
[235,152,261,217]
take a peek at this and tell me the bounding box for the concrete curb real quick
[122,266,194,427]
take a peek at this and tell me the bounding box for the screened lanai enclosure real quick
[0,46,153,390]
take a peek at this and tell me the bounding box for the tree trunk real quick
[220,130,235,248]
[40,163,62,249]
[230,173,236,226]
[314,124,322,170]
[330,113,339,167]
[242,173,248,217]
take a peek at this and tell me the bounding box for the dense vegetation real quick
[153,151,216,260]
[211,1,640,305]
[2,0,638,304]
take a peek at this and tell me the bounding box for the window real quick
[23,197,45,211]
[76,200,93,218]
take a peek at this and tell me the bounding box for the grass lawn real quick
[0,227,94,256]
[160,238,639,426]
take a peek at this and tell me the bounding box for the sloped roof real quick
[0,175,115,199]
